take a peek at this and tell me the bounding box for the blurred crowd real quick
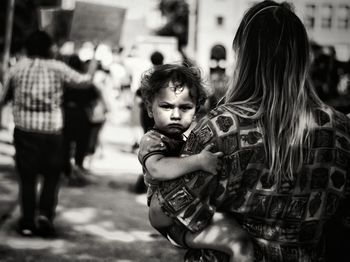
[0,30,197,237]
[0,28,349,240]
[309,42,350,113]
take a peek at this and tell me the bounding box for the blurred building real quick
[186,0,350,76]
[297,0,350,62]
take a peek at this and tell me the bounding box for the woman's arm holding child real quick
[145,144,223,181]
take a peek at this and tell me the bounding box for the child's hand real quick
[197,144,223,175]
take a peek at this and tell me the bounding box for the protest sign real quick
[38,8,73,45]
[69,1,126,46]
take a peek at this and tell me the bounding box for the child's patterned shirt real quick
[138,129,185,205]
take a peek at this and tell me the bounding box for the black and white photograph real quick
[0,0,349,261]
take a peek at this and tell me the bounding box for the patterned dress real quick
[158,103,350,262]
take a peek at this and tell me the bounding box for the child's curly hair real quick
[140,63,207,111]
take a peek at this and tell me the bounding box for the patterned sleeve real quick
[138,131,168,168]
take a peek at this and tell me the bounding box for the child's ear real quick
[147,106,153,118]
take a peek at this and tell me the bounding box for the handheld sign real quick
[38,8,73,45]
[69,1,126,46]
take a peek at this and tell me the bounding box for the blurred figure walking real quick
[62,54,98,186]
[0,30,95,238]
[85,61,112,164]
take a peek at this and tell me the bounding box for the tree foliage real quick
[156,0,189,49]
[0,0,60,53]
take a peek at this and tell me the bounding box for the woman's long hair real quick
[225,1,323,182]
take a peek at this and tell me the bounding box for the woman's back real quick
[154,2,350,261]
[186,103,350,261]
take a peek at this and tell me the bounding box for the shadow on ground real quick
[0,165,186,262]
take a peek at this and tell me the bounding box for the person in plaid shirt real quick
[0,30,94,237]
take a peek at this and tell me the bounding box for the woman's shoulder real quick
[184,103,261,154]
[191,104,251,139]
[201,103,258,130]
[311,105,350,132]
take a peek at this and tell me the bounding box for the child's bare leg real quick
[149,193,173,229]
[184,213,254,262]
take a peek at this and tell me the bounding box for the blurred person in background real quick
[124,45,153,155]
[0,30,96,238]
[310,44,341,103]
[85,61,112,164]
[109,46,132,102]
[62,54,99,186]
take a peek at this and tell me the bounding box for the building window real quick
[210,44,227,74]
[216,16,224,26]
[321,4,333,29]
[338,5,350,29]
[305,4,316,29]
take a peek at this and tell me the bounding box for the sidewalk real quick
[0,107,186,262]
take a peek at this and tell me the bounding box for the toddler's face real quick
[149,82,196,136]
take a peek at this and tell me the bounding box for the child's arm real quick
[145,144,223,181]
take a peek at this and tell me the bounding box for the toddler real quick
[138,64,253,262]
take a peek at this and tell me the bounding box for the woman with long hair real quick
[153,1,350,261]
[225,0,324,184]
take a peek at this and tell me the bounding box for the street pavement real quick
[0,103,186,262]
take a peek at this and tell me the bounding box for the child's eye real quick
[160,104,172,109]
[180,106,194,111]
